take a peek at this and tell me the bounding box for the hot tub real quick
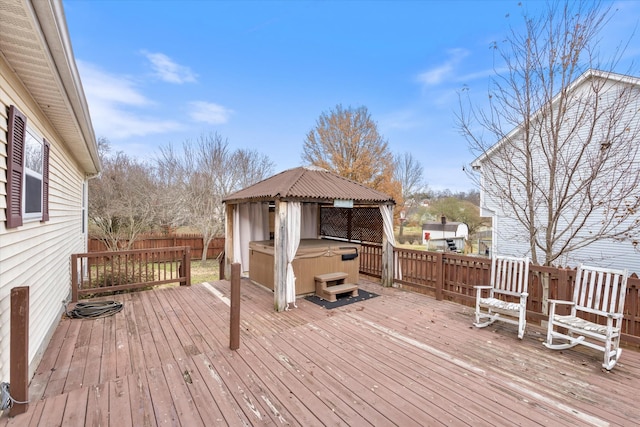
[249,239,360,295]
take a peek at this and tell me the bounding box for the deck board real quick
[60,386,88,427]
[115,304,133,378]
[85,382,108,426]
[190,352,253,426]
[127,370,156,427]
[1,277,639,426]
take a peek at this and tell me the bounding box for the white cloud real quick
[142,51,197,84]
[77,60,183,139]
[78,60,150,106]
[188,101,233,124]
[86,101,183,139]
[417,48,470,86]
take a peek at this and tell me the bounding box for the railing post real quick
[219,252,226,280]
[183,246,191,286]
[230,263,241,350]
[557,267,571,315]
[10,286,29,416]
[435,252,444,301]
[628,279,638,339]
[71,254,79,303]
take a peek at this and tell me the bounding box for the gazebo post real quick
[224,203,234,278]
[273,199,288,311]
[378,203,396,287]
[381,230,394,287]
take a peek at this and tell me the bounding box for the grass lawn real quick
[191,259,220,284]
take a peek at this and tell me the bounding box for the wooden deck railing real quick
[71,246,191,302]
[359,244,640,346]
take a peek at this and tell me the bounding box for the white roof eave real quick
[3,0,101,174]
[471,69,640,168]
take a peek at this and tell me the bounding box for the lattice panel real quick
[320,207,383,243]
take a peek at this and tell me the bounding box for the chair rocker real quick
[543,264,628,371]
[474,255,530,339]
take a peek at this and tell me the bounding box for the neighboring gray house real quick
[0,0,100,385]
[472,69,640,273]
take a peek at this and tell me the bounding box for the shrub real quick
[87,261,155,289]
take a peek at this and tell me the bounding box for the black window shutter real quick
[41,138,50,222]
[6,105,27,228]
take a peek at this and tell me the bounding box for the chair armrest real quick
[548,299,574,306]
[474,286,493,290]
[608,312,624,319]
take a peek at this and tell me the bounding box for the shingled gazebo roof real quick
[223,166,395,205]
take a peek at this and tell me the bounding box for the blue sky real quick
[62,0,640,192]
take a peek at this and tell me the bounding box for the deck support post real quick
[10,286,29,416]
[230,263,241,350]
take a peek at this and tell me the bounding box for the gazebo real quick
[222,166,396,311]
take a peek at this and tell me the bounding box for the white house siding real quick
[479,73,640,275]
[0,61,87,382]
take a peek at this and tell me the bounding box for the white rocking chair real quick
[543,264,628,370]
[474,255,530,339]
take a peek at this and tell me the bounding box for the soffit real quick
[0,0,100,174]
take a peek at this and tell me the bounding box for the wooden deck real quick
[1,278,639,426]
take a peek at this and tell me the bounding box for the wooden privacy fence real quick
[359,243,640,346]
[88,234,224,260]
[71,246,191,302]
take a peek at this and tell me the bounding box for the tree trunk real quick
[201,235,213,262]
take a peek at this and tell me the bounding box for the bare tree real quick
[393,152,425,201]
[157,133,274,261]
[459,1,640,265]
[427,197,487,238]
[89,138,158,250]
[302,104,402,204]
[233,148,276,190]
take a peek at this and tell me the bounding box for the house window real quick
[24,127,43,218]
[6,105,50,228]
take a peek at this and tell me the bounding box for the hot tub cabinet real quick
[249,239,360,295]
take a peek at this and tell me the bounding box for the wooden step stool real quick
[314,272,359,302]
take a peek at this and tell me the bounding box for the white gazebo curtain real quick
[285,202,301,308]
[231,201,315,281]
[232,202,270,273]
[380,204,396,246]
[300,203,318,238]
[380,204,400,281]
